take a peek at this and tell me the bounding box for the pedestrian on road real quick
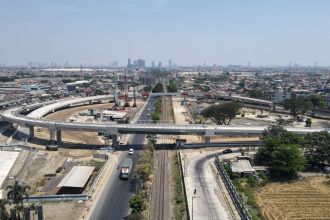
[194,189,197,194]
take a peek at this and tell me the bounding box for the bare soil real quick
[255,176,330,220]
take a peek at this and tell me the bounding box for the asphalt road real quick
[90,97,155,220]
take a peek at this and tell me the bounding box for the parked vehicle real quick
[222,149,233,154]
[128,148,134,155]
[120,158,133,180]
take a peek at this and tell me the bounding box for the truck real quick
[120,158,133,180]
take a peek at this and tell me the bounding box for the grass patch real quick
[171,152,187,219]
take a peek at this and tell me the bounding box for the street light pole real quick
[192,195,198,220]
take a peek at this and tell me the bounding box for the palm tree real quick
[6,179,30,206]
[6,179,30,220]
[0,199,9,220]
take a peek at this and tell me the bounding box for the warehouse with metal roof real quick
[57,166,95,194]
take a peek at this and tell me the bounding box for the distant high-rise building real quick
[169,59,172,67]
[151,61,155,68]
[158,62,162,68]
[127,58,132,68]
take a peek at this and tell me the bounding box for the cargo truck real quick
[120,158,133,180]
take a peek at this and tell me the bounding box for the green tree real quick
[6,180,30,206]
[302,132,330,170]
[0,199,9,220]
[305,118,312,127]
[249,89,264,99]
[269,144,305,179]
[282,97,312,119]
[201,101,242,125]
[167,80,178,92]
[255,126,302,166]
[6,180,30,220]
[129,194,144,213]
[95,89,104,95]
[152,83,164,93]
[308,94,326,108]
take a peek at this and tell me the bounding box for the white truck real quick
[120,158,133,180]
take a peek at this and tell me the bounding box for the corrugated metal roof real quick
[57,166,94,188]
[231,160,255,173]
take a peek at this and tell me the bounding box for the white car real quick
[128,148,134,155]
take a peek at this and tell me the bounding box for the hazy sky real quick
[1,0,330,66]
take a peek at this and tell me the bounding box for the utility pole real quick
[113,73,120,107]
[133,86,137,107]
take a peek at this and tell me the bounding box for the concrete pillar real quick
[24,207,31,220]
[204,136,211,143]
[49,129,56,144]
[37,206,44,220]
[56,130,62,145]
[29,126,34,139]
[111,134,118,149]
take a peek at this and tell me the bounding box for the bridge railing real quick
[214,156,251,220]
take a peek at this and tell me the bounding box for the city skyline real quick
[1,0,330,66]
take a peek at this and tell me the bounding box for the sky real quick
[0,0,330,66]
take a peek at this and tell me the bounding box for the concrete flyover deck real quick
[0,95,327,136]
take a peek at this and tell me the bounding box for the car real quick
[222,149,232,154]
[128,148,134,155]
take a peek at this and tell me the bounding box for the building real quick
[169,59,172,67]
[158,62,162,68]
[151,61,155,68]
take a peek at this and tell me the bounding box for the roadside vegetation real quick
[127,135,156,220]
[0,179,39,220]
[222,125,330,220]
[171,152,187,219]
[151,97,162,122]
[167,79,178,92]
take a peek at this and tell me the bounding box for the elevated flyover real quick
[0,95,327,147]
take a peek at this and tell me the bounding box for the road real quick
[184,151,236,220]
[89,98,156,220]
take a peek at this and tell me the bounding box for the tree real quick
[269,144,305,179]
[6,180,30,206]
[305,118,312,127]
[302,132,330,170]
[152,83,163,93]
[201,101,242,125]
[167,80,178,92]
[282,97,312,119]
[6,180,30,220]
[249,89,263,99]
[0,199,9,220]
[255,126,302,166]
[308,94,326,109]
[129,194,144,213]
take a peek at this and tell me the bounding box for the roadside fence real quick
[214,156,251,220]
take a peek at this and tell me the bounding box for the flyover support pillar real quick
[56,130,62,145]
[111,134,118,149]
[204,136,211,143]
[28,126,34,140]
[49,129,56,144]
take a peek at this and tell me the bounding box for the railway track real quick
[150,80,170,220]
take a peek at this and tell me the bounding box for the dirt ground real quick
[255,176,330,220]
[41,202,86,220]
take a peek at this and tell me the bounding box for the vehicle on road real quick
[147,113,150,117]
[222,149,233,154]
[128,148,134,155]
[120,158,133,180]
